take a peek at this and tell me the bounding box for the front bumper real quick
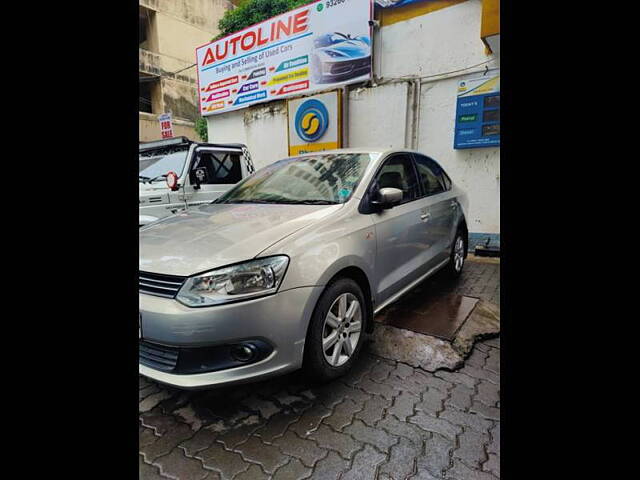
[139,286,323,389]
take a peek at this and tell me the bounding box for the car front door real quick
[412,154,458,268]
[181,148,245,207]
[370,153,426,306]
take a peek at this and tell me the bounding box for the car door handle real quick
[420,213,431,221]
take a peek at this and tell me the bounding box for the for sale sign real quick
[196,0,373,116]
[159,113,173,139]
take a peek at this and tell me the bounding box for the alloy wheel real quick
[322,293,362,367]
[454,236,465,272]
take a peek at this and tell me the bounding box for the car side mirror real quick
[372,187,403,209]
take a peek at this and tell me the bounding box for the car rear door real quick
[370,153,427,306]
[181,147,246,207]
[412,154,458,269]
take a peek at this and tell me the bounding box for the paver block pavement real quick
[341,444,387,480]
[272,430,328,467]
[138,260,500,479]
[309,424,362,459]
[378,436,421,479]
[233,435,289,474]
[153,448,215,480]
[453,429,490,469]
[343,418,398,450]
[322,398,362,431]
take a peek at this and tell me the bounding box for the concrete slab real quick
[377,293,479,341]
[370,298,500,372]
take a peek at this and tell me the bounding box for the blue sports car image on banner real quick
[310,32,372,84]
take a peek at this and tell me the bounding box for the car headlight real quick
[176,256,289,307]
[325,50,346,58]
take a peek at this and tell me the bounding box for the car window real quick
[414,154,446,196]
[191,152,242,185]
[374,155,419,203]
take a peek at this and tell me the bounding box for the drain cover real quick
[377,293,479,341]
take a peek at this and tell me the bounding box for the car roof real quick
[294,147,421,157]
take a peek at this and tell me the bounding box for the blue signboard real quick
[454,73,500,149]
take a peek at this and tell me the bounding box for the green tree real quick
[195,116,208,142]
[215,0,309,40]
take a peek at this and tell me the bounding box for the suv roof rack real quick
[139,136,192,152]
[139,137,248,152]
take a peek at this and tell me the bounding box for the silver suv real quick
[139,149,469,389]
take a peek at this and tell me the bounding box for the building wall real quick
[376,0,486,78]
[140,113,200,142]
[139,0,233,141]
[417,74,500,237]
[141,0,229,35]
[206,0,499,245]
[349,82,409,149]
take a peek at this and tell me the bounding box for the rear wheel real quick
[444,230,466,278]
[303,278,366,382]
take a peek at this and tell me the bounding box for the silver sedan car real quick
[139,149,469,389]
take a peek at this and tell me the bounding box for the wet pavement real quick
[139,258,500,479]
[379,293,479,341]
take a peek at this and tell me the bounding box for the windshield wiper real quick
[217,198,339,205]
[148,174,168,184]
[275,199,339,205]
[220,199,278,204]
[139,175,151,183]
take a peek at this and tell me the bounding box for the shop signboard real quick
[287,90,342,155]
[454,72,500,149]
[196,0,372,116]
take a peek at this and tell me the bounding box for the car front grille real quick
[139,341,179,371]
[139,271,185,298]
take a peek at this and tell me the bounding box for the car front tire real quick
[303,278,366,382]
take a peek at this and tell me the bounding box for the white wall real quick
[418,75,500,234]
[207,0,499,236]
[348,82,408,149]
[207,102,288,171]
[377,0,488,79]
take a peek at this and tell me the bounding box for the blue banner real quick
[454,74,500,149]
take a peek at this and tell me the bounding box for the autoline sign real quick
[196,0,372,116]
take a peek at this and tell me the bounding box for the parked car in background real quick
[139,137,255,226]
[139,148,469,389]
[310,32,371,84]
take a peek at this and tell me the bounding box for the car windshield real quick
[215,153,375,205]
[139,148,189,183]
